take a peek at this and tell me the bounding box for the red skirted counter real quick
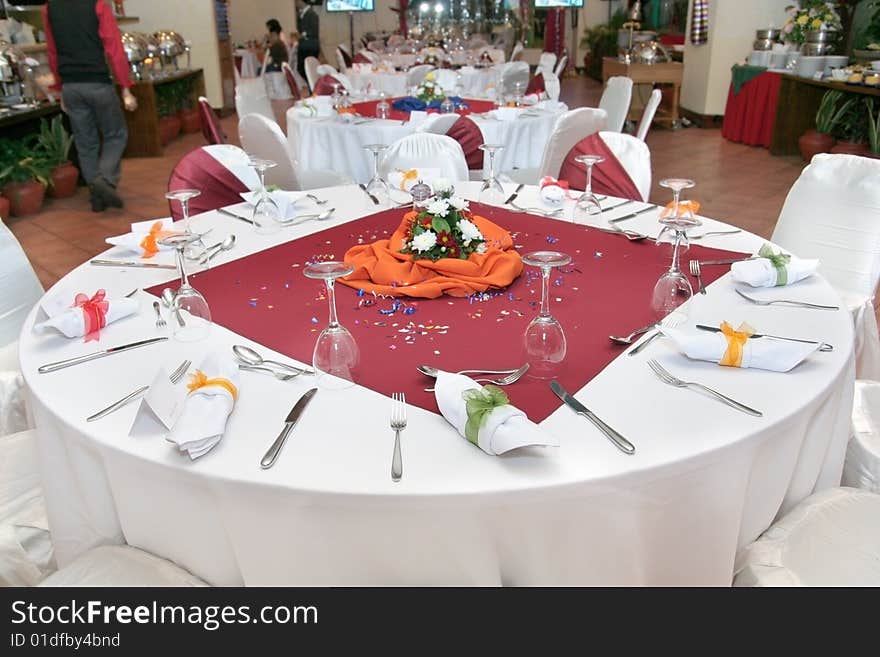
[722,68,783,149]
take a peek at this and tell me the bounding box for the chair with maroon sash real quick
[304,56,321,93]
[197,96,227,145]
[415,113,460,135]
[281,62,301,101]
[353,50,377,64]
[166,145,259,221]
[558,131,650,202]
[536,52,557,77]
[554,53,568,78]
[636,89,663,142]
[446,116,484,178]
[337,44,352,70]
[312,75,339,96]
[525,72,545,97]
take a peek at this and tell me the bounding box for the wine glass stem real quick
[539,266,551,318]
[176,247,190,287]
[672,188,680,219]
[372,151,380,183]
[325,278,339,329]
[585,163,594,196]
[669,231,682,274]
[488,151,496,183]
[181,198,190,235]
[258,169,268,202]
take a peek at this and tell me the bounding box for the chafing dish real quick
[154,30,187,70]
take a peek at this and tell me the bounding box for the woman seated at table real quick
[263,18,288,73]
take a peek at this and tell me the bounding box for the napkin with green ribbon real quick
[433,371,557,455]
[730,244,819,288]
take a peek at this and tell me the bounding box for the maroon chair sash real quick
[353,51,372,64]
[166,148,249,220]
[338,46,352,68]
[198,98,227,145]
[283,65,301,100]
[313,75,338,96]
[447,116,484,171]
[559,133,642,201]
[526,73,545,96]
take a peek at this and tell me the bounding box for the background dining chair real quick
[415,113,460,135]
[330,71,354,94]
[510,40,524,62]
[433,68,459,93]
[406,64,434,89]
[599,76,634,133]
[446,116,484,175]
[483,47,506,65]
[733,487,880,586]
[536,52,557,77]
[239,114,352,190]
[771,153,880,380]
[316,63,338,78]
[846,379,880,492]
[167,145,258,220]
[304,56,321,93]
[499,61,530,97]
[379,134,468,182]
[502,107,607,184]
[234,81,275,125]
[542,71,561,102]
[597,131,652,202]
[353,49,378,64]
[554,54,568,78]
[197,96,227,145]
[336,43,352,70]
[636,88,663,141]
[280,62,302,101]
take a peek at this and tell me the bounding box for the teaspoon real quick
[199,234,236,264]
[232,344,313,374]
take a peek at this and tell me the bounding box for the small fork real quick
[153,301,167,328]
[390,392,406,482]
[86,359,191,422]
[647,359,763,417]
[423,364,529,392]
[305,193,328,205]
[689,259,707,295]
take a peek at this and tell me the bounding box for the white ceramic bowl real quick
[872,60,880,71]
[797,55,825,78]
[748,50,772,67]
[770,52,787,69]
[831,68,848,81]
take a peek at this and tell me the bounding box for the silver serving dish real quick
[154,30,186,70]
[0,40,25,82]
[753,38,776,51]
[121,32,149,63]
[755,28,781,41]
[802,42,835,56]
[805,29,839,44]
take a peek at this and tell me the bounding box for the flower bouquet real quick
[399,181,485,261]
[783,2,843,45]
[415,72,446,103]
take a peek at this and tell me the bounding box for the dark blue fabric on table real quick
[391,96,468,112]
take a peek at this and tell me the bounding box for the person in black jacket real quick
[264,19,288,72]
[295,0,320,81]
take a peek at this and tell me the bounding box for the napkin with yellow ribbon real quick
[33,289,138,342]
[105,218,179,259]
[660,321,820,372]
[731,244,818,288]
[167,353,240,459]
[387,168,442,193]
[433,371,557,455]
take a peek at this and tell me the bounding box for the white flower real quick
[475,242,487,254]
[411,230,437,252]
[458,218,482,242]
[427,199,450,217]
[433,177,452,195]
[448,195,469,211]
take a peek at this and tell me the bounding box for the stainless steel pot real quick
[802,42,834,56]
[755,28,781,41]
[753,38,775,51]
[805,29,839,44]
[121,32,148,63]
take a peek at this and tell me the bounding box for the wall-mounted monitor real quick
[326,0,375,12]
[534,0,585,7]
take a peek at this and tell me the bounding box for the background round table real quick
[21,183,855,586]
[346,66,499,99]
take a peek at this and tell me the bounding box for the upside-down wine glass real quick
[478,143,505,206]
[159,233,212,342]
[439,95,455,113]
[522,251,571,379]
[513,80,525,107]
[363,143,390,207]
[330,82,342,110]
[376,91,391,119]
[650,178,700,320]
[165,188,203,260]
[303,261,359,389]
[571,154,604,226]
[248,157,283,235]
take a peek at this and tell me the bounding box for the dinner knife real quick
[260,387,318,469]
[358,183,380,205]
[608,205,658,223]
[90,259,177,270]
[217,207,255,225]
[549,380,635,455]
[695,324,834,352]
[38,337,169,374]
[503,183,524,206]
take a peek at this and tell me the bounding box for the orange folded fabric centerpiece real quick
[341,211,523,298]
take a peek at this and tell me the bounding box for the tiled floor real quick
[4,76,807,291]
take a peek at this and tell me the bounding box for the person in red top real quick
[43,0,138,212]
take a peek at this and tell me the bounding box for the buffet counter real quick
[0,100,61,137]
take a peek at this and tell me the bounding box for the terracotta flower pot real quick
[0,195,10,220]
[2,180,46,217]
[49,161,79,198]
[158,115,182,146]
[178,107,201,134]
[829,140,873,157]
[798,129,835,162]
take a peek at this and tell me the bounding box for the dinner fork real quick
[238,364,301,381]
[687,229,742,240]
[305,194,327,205]
[390,392,406,482]
[509,201,563,216]
[646,359,763,417]
[627,314,685,356]
[86,359,191,422]
[689,260,707,295]
[423,364,529,392]
[735,288,839,310]
[153,301,166,329]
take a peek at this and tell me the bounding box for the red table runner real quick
[722,71,782,149]
[150,205,746,422]
[353,98,495,122]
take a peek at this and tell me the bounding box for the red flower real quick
[447,244,461,258]
[436,230,454,247]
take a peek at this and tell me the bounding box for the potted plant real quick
[0,137,51,216]
[580,9,627,80]
[866,97,880,158]
[830,95,872,156]
[177,77,201,134]
[0,194,10,220]
[156,82,182,146]
[782,1,843,47]
[798,89,851,161]
[36,115,78,198]
[854,0,880,61]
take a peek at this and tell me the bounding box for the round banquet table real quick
[21,183,855,586]
[286,102,568,184]
[346,65,499,98]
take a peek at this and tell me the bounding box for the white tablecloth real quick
[346,66,498,99]
[22,183,855,586]
[287,106,565,184]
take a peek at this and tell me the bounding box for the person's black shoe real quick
[89,186,106,212]
[92,177,124,209]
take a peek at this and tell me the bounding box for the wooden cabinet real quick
[602,57,684,129]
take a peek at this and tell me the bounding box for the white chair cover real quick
[599,131,652,202]
[499,61,530,96]
[771,154,880,379]
[39,545,208,587]
[734,487,880,586]
[554,54,568,77]
[599,75,634,133]
[536,52,557,76]
[202,144,261,190]
[336,46,348,73]
[263,71,292,101]
[845,380,880,492]
[304,56,321,92]
[504,107,607,184]
[510,41,524,62]
[433,68,459,93]
[330,71,354,93]
[0,430,54,587]
[316,63,338,77]
[234,80,275,124]
[379,134,468,182]
[0,218,43,350]
[636,88,663,141]
[415,113,460,135]
[406,64,434,89]
[542,71,561,102]
[356,49,379,63]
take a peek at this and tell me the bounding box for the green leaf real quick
[432,217,450,234]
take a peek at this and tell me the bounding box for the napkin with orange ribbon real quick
[33,289,138,342]
[167,352,240,459]
[660,321,820,372]
[341,211,523,298]
[105,218,179,259]
[387,168,441,193]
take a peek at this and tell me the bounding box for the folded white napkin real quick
[491,107,522,121]
[540,183,567,207]
[240,190,305,220]
[167,353,240,460]
[661,325,820,372]
[730,245,818,287]
[33,291,138,339]
[387,167,442,193]
[434,371,558,455]
[105,217,178,258]
[293,97,333,118]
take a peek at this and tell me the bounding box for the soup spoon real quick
[199,234,236,265]
[232,344,313,374]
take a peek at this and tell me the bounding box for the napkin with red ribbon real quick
[105,218,180,259]
[539,176,570,206]
[33,290,139,342]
